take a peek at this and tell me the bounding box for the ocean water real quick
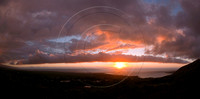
[85,68,178,78]
[14,67,179,78]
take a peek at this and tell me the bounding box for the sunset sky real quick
[0,0,199,66]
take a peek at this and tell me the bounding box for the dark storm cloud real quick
[0,0,199,63]
[0,0,10,6]
[148,0,200,59]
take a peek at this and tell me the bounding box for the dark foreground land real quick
[0,60,200,99]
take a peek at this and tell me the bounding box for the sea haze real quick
[5,62,185,78]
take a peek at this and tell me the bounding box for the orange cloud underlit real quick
[157,36,166,44]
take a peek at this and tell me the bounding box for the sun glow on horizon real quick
[4,62,185,70]
[114,62,127,69]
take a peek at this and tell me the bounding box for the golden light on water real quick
[114,62,127,69]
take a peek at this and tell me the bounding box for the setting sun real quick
[114,62,127,69]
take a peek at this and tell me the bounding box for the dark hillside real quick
[0,59,200,99]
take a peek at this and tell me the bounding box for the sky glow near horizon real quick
[5,62,185,69]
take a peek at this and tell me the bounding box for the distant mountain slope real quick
[173,59,200,78]
[163,59,200,98]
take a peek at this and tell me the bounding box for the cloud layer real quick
[0,0,199,64]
